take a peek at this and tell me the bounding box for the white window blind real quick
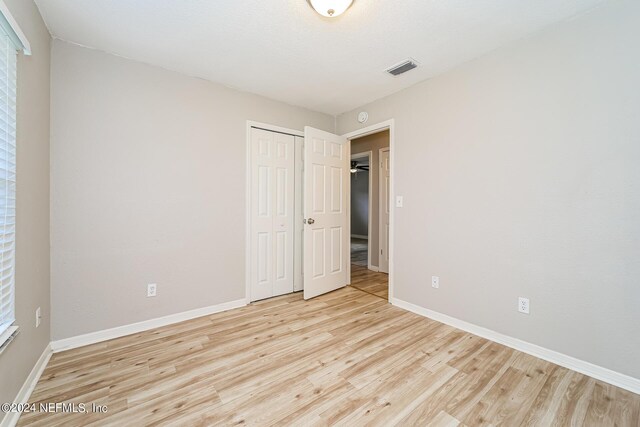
[0,30,17,340]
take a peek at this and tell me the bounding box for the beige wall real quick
[351,131,389,267]
[338,0,640,379]
[0,0,51,416]
[50,40,334,340]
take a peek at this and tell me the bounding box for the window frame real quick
[0,0,30,354]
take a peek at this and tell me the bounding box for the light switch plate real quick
[395,196,404,208]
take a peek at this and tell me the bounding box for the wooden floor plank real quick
[350,263,389,300]
[17,268,639,426]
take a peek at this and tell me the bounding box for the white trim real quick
[346,139,351,284]
[378,147,390,274]
[0,0,31,55]
[51,299,247,353]
[351,150,373,270]
[343,119,395,302]
[367,265,379,272]
[342,119,394,140]
[0,325,18,354]
[245,121,304,304]
[246,120,304,138]
[2,344,52,427]
[391,297,640,395]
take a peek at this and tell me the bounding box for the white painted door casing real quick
[379,148,390,274]
[303,127,350,299]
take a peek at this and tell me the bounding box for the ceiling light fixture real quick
[308,0,354,18]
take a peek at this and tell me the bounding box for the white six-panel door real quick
[293,136,304,292]
[379,148,390,274]
[303,127,349,300]
[250,128,295,301]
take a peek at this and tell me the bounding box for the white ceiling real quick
[35,0,606,115]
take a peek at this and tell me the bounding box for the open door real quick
[303,126,349,299]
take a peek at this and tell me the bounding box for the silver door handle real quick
[306,218,315,225]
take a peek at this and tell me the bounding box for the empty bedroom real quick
[0,0,639,426]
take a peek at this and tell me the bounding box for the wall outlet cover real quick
[147,283,157,297]
[431,276,439,289]
[518,297,530,314]
[35,307,41,328]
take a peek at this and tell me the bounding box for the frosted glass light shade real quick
[308,0,354,17]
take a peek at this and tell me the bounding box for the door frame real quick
[245,121,304,304]
[378,147,390,273]
[342,119,395,302]
[246,120,395,303]
[350,150,374,271]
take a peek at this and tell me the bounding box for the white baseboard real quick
[351,234,368,239]
[367,264,379,272]
[3,344,53,427]
[391,297,640,395]
[51,298,247,353]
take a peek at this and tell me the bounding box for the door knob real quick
[307,218,315,225]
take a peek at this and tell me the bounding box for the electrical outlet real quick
[147,283,157,297]
[518,297,530,314]
[431,276,439,289]
[35,307,41,328]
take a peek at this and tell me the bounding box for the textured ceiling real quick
[35,0,606,115]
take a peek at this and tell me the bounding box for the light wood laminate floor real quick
[350,264,388,300]
[19,287,639,426]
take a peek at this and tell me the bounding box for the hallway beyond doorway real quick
[350,237,367,267]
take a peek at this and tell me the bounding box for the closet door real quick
[293,136,304,292]
[250,128,295,301]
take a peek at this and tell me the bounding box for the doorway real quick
[350,151,371,268]
[246,124,304,302]
[246,120,395,303]
[347,130,390,300]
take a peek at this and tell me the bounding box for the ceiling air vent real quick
[386,58,418,76]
